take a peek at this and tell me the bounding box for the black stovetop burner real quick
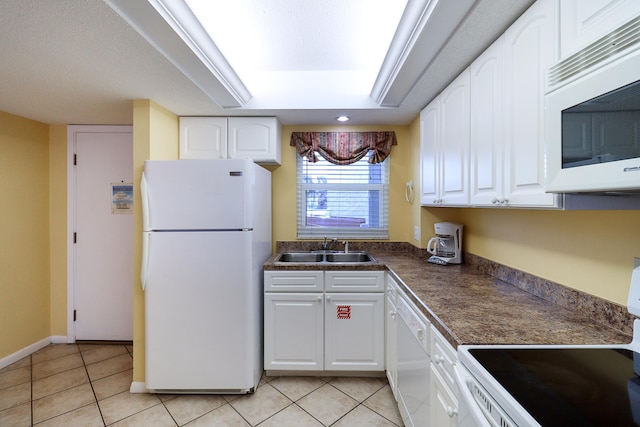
[469,347,640,426]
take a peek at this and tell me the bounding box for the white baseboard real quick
[50,335,70,344]
[0,337,51,370]
[130,382,148,394]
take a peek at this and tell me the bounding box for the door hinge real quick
[73,310,77,321]
[73,154,77,165]
[73,232,77,244]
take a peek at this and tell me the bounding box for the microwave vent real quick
[548,15,640,89]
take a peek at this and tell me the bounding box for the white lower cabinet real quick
[264,292,324,371]
[430,325,460,427]
[264,270,385,372]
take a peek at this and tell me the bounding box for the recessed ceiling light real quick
[336,115,350,122]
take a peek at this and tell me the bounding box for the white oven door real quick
[454,363,495,427]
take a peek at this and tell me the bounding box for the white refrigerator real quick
[140,159,271,393]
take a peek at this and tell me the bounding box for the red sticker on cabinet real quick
[337,305,351,319]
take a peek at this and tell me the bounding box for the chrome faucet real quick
[342,240,349,253]
[322,236,338,251]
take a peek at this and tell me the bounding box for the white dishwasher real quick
[396,295,431,427]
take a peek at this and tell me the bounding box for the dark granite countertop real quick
[264,244,633,349]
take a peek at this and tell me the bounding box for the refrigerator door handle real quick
[141,172,150,232]
[141,232,150,291]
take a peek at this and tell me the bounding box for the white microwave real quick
[545,41,640,194]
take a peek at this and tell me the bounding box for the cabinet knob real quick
[433,354,444,364]
[317,296,322,303]
[326,295,332,302]
[389,310,396,319]
[491,197,498,204]
[446,406,458,418]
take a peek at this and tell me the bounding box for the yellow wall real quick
[0,112,51,357]
[131,100,179,383]
[423,207,640,306]
[49,125,67,336]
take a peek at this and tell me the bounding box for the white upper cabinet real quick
[180,116,281,165]
[420,70,470,207]
[560,0,640,59]
[502,0,560,208]
[227,117,281,164]
[420,98,440,206]
[179,116,227,160]
[470,38,504,206]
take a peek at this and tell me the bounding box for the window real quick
[297,151,389,239]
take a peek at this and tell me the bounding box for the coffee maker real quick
[426,222,463,265]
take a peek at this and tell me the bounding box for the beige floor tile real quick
[80,344,129,365]
[34,402,103,427]
[32,353,84,381]
[163,394,227,426]
[0,382,31,412]
[269,376,327,401]
[297,384,358,426]
[0,401,31,427]
[183,403,250,427]
[86,353,132,381]
[329,376,387,402]
[0,366,30,389]
[32,383,96,424]
[0,356,30,374]
[363,384,403,426]
[259,404,324,427]
[110,403,177,427]
[33,366,89,400]
[92,369,133,401]
[229,383,291,426]
[98,390,161,425]
[32,345,79,365]
[333,404,400,427]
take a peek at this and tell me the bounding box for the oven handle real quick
[454,363,494,427]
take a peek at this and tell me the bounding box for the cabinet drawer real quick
[430,325,458,393]
[325,271,384,292]
[264,271,324,292]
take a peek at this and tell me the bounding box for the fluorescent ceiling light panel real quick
[184,0,407,108]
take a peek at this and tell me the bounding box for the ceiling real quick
[0,0,534,126]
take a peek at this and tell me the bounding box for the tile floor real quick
[0,343,404,426]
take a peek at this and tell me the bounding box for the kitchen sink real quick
[325,252,374,263]
[273,251,376,264]
[275,252,325,263]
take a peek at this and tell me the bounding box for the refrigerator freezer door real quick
[144,230,261,392]
[142,159,254,231]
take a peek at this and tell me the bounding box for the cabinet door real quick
[560,0,640,59]
[503,0,559,208]
[469,38,504,207]
[430,364,459,427]
[264,293,323,371]
[420,98,441,205]
[324,293,384,371]
[179,117,227,160]
[439,69,470,206]
[228,117,281,165]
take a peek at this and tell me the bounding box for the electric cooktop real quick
[468,347,640,426]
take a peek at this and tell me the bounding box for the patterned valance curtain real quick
[290,131,397,165]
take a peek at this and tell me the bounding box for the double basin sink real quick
[274,251,376,264]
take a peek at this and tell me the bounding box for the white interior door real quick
[74,126,133,341]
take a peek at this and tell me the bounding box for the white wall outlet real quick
[414,226,420,241]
